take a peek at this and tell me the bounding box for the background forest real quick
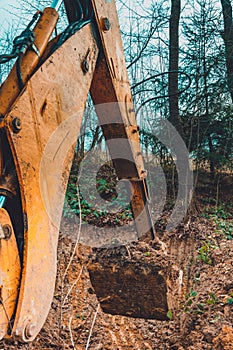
[0,0,232,226]
[119,0,233,177]
[0,0,232,177]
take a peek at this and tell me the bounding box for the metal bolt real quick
[81,59,89,73]
[0,224,12,240]
[3,224,12,240]
[101,17,111,31]
[24,323,36,339]
[12,117,22,133]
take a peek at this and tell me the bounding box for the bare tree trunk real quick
[220,0,233,102]
[168,0,183,136]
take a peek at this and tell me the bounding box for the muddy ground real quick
[1,172,233,349]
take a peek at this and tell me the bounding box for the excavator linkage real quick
[0,0,168,342]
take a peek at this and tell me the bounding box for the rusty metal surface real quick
[89,0,146,179]
[0,208,20,340]
[0,7,59,117]
[91,0,130,92]
[90,0,155,241]
[1,25,98,342]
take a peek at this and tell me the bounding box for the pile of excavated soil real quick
[1,206,233,349]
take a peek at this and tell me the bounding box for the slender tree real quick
[168,0,182,136]
[220,0,233,102]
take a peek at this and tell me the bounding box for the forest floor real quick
[1,170,233,349]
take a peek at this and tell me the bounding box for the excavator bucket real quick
[88,244,169,320]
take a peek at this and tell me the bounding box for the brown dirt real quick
[1,173,233,349]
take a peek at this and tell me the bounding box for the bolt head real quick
[24,323,36,339]
[101,17,111,31]
[3,224,12,240]
[82,60,89,73]
[12,117,22,133]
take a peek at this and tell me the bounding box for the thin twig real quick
[62,265,84,307]
[60,186,83,333]
[68,312,76,350]
[62,190,82,285]
[125,244,132,259]
[85,304,100,350]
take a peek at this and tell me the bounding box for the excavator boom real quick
[0,0,165,342]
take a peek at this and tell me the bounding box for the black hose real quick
[0,11,41,89]
[51,0,93,54]
[16,53,24,90]
[0,53,18,65]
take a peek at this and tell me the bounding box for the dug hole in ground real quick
[1,172,233,350]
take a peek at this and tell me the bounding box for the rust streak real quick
[27,82,43,155]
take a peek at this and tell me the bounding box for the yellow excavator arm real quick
[0,0,162,342]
